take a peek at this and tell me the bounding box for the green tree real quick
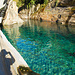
[44,0,48,4]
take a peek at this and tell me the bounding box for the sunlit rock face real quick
[3,0,24,25]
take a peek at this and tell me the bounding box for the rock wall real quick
[19,4,41,19]
[3,0,24,25]
[30,0,75,25]
[18,0,75,25]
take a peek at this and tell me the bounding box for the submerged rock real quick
[3,0,24,25]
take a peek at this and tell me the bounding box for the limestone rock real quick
[36,4,40,11]
[31,5,35,14]
[3,0,24,25]
[19,9,29,19]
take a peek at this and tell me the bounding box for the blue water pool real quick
[2,20,75,75]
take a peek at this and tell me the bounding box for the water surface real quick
[2,20,75,75]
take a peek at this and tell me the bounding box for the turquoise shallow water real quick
[2,20,75,75]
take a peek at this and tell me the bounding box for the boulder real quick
[3,0,24,25]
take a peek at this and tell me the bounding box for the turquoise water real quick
[2,20,75,75]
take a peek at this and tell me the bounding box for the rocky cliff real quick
[30,0,75,25]
[3,0,24,25]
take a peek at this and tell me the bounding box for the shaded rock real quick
[3,0,24,25]
[57,0,75,7]
[51,1,56,8]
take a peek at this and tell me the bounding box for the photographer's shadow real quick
[1,49,15,75]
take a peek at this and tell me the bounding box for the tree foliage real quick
[14,0,48,7]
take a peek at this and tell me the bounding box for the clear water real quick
[2,20,75,75]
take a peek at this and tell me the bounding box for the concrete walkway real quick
[0,30,29,75]
[0,31,17,75]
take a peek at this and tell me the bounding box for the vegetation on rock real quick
[13,0,49,7]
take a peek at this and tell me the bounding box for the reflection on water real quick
[2,20,75,75]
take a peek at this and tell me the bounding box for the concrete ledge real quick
[0,30,29,74]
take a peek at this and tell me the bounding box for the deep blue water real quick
[2,20,75,75]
